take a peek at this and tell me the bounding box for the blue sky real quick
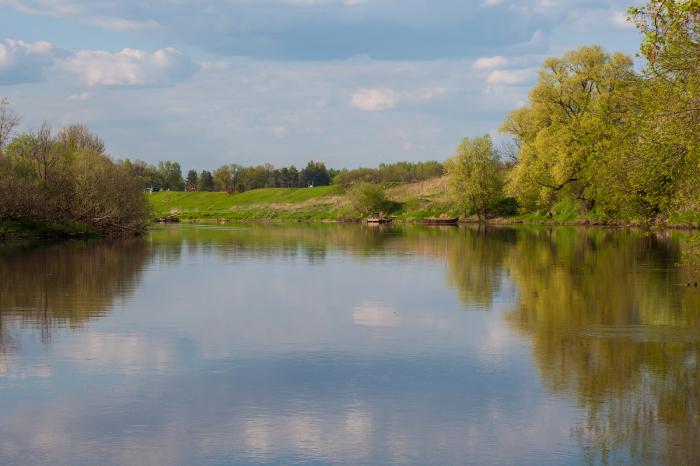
[0,0,641,169]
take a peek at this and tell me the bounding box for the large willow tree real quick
[501,46,638,215]
[631,0,700,219]
[502,3,700,223]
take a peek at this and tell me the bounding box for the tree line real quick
[448,1,700,225]
[118,158,444,193]
[119,160,334,193]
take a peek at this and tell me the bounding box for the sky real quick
[0,0,642,170]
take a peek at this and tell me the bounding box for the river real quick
[0,224,698,465]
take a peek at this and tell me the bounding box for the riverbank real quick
[0,220,101,240]
[148,177,700,229]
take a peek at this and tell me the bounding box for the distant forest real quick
[118,159,444,193]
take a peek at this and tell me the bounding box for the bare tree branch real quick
[0,98,20,157]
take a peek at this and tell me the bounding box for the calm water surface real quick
[0,224,698,465]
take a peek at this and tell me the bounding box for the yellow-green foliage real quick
[502,46,637,212]
[446,135,503,219]
[501,32,700,223]
[347,182,396,214]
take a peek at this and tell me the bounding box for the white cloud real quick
[612,10,633,29]
[85,17,160,32]
[349,85,447,112]
[0,0,83,16]
[266,0,370,5]
[273,126,288,138]
[0,38,57,84]
[67,91,90,101]
[350,88,400,111]
[414,86,450,100]
[525,29,546,47]
[473,55,509,70]
[0,38,198,88]
[60,47,199,87]
[481,0,504,6]
[486,68,536,86]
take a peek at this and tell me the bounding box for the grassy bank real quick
[148,178,460,222]
[147,177,700,228]
[149,185,344,221]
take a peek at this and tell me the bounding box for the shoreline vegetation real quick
[0,117,149,240]
[146,176,700,230]
[1,1,698,239]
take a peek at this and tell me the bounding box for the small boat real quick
[366,212,393,224]
[156,214,180,223]
[421,217,459,225]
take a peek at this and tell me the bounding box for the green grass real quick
[149,186,343,219]
[149,183,461,223]
[669,210,700,228]
[393,199,459,221]
[516,199,581,223]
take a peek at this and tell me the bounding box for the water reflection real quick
[0,225,698,465]
[0,239,149,356]
[504,228,700,465]
[444,227,516,310]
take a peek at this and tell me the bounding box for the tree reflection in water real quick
[502,228,700,465]
[1,225,698,465]
[0,239,150,356]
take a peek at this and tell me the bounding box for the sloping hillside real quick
[148,177,456,221]
[149,186,343,220]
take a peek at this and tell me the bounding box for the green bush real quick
[348,182,400,214]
